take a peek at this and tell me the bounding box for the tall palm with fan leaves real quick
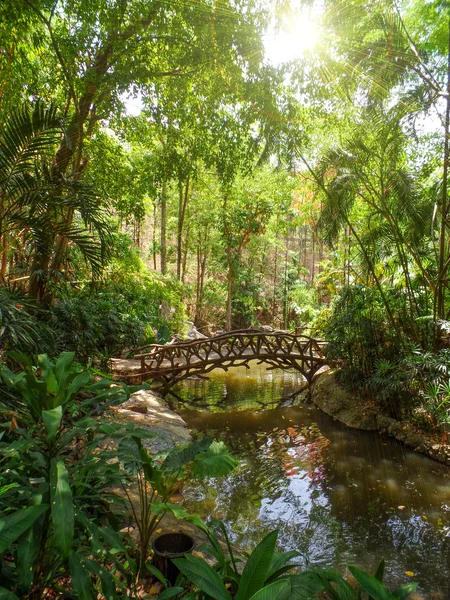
[0,103,111,302]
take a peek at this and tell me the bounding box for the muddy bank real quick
[311,370,450,466]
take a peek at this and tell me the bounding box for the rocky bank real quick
[312,369,450,465]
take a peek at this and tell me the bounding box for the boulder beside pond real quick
[311,369,379,430]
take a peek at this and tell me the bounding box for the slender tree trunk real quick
[177,176,190,280]
[152,200,157,271]
[160,181,167,275]
[437,16,450,321]
[0,231,7,279]
[226,259,233,330]
[310,227,315,284]
[181,223,190,284]
[272,217,279,319]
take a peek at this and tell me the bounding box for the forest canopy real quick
[0,0,449,396]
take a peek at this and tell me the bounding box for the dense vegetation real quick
[0,0,449,596]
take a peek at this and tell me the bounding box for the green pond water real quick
[173,362,450,599]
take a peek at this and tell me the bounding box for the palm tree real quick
[0,102,110,301]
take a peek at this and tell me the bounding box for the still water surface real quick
[174,363,450,598]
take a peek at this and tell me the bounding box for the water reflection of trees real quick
[180,368,450,596]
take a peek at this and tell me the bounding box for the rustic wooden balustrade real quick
[134,328,328,393]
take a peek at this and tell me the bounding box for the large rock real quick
[311,370,379,430]
[107,389,192,455]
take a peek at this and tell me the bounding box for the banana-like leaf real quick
[69,552,94,600]
[63,371,91,405]
[50,459,74,558]
[348,566,394,600]
[54,352,76,388]
[42,406,62,442]
[266,550,301,583]
[16,498,45,593]
[0,505,48,553]
[152,501,188,519]
[290,572,327,599]
[247,580,291,600]
[235,531,279,600]
[173,554,232,600]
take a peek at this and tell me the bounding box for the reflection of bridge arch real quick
[134,329,328,393]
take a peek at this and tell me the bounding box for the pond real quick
[173,362,450,599]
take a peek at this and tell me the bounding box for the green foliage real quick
[174,528,305,600]
[287,280,318,326]
[175,526,417,599]
[120,436,238,578]
[0,352,152,597]
[324,285,407,387]
[0,286,55,354]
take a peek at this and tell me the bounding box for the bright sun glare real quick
[264,8,322,65]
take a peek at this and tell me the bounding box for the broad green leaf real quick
[54,352,75,386]
[0,505,48,553]
[307,568,357,600]
[348,566,394,600]
[45,369,59,398]
[5,351,33,369]
[191,441,239,479]
[42,406,63,442]
[0,483,19,497]
[290,572,327,600]
[173,554,232,600]
[145,564,168,586]
[159,587,185,599]
[69,552,94,600]
[160,501,189,519]
[161,438,212,474]
[63,371,91,405]
[83,558,121,600]
[248,580,291,600]
[235,530,279,600]
[185,514,208,532]
[266,550,301,583]
[50,459,74,558]
[17,513,44,592]
[392,583,419,600]
[0,588,20,600]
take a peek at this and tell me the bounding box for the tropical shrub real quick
[0,351,153,598]
[120,438,238,579]
[0,286,56,355]
[174,526,418,600]
[324,285,408,387]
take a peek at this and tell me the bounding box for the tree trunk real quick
[177,176,190,280]
[437,15,450,321]
[160,180,167,275]
[226,261,233,330]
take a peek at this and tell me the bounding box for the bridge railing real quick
[134,328,327,375]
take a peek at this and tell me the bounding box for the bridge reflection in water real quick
[134,328,328,393]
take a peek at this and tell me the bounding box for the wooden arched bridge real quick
[133,328,328,393]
